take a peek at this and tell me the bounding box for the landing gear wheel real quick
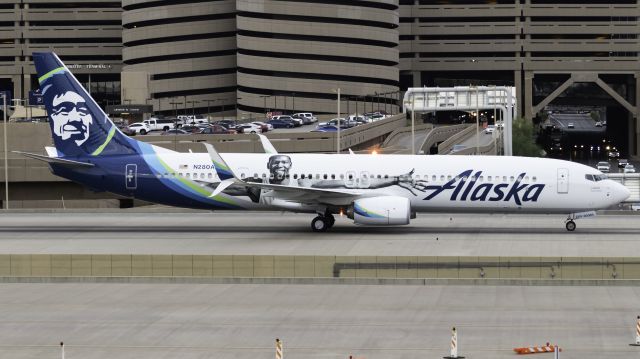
[311,216,329,232]
[326,214,335,228]
[565,220,576,232]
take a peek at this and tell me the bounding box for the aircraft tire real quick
[311,216,329,232]
[565,220,576,232]
[326,214,335,228]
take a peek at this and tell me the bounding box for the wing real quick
[202,143,363,205]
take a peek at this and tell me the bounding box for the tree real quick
[512,117,542,157]
[590,111,600,122]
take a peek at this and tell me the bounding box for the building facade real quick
[0,0,122,108]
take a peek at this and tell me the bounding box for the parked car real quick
[252,121,273,132]
[318,118,354,128]
[484,125,496,134]
[567,122,575,128]
[116,124,136,136]
[293,112,318,123]
[624,164,636,173]
[618,159,629,168]
[214,120,239,130]
[127,122,151,135]
[199,125,236,134]
[144,118,178,131]
[180,125,204,134]
[160,129,189,136]
[595,121,603,127]
[236,123,263,134]
[184,115,209,125]
[596,161,610,173]
[272,115,301,127]
[311,125,340,132]
[292,114,313,125]
[267,119,295,128]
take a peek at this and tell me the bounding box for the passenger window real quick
[348,174,353,180]
[440,175,444,181]
[331,174,335,179]
[270,173,275,179]
[262,173,267,179]
[377,175,382,179]
[340,174,344,179]
[502,176,507,182]
[488,176,492,181]
[178,173,183,177]
[323,174,328,179]
[479,176,484,182]
[432,175,436,181]
[241,173,246,179]
[524,176,529,182]
[447,175,452,180]
[294,174,298,179]
[185,173,190,178]
[509,176,514,182]
[301,174,305,179]
[193,173,197,178]
[164,173,168,178]
[532,176,537,182]
[208,173,212,179]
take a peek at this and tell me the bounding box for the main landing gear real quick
[311,213,335,232]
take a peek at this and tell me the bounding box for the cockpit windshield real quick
[585,174,608,182]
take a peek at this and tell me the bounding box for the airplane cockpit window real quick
[532,176,537,182]
[586,174,608,181]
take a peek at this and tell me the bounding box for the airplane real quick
[21,52,630,232]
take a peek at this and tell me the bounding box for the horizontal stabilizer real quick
[13,151,94,168]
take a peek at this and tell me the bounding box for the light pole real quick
[404,95,416,154]
[236,97,242,122]
[1,92,7,209]
[203,99,215,120]
[475,86,480,155]
[291,92,295,114]
[259,95,270,117]
[332,88,341,153]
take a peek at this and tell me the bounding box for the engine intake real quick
[347,196,411,225]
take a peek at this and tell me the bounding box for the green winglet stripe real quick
[38,67,66,84]
[213,160,230,171]
[91,126,116,156]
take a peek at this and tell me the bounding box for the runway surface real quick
[0,212,639,256]
[0,283,639,359]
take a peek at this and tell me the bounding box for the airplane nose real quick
[613,182,631,204]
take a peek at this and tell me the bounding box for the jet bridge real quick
[403,86,516,156]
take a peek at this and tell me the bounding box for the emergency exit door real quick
[126,164,137,190]
[557,168,569,194]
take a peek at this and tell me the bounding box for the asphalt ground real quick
[0,212,639,257]
[0,283,639,359]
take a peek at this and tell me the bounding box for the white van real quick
[144,118,177,131]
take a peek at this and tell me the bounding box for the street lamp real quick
[259,95,270,117]
[1,92,7,209]
[236,97,242,122]
[403,94,416,154]
[203,99,216,120]
[332,88,341,153]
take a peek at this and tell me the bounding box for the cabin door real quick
[125,164,137,190]
[557,168,569,194]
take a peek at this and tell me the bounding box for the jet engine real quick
[347,196,411,225]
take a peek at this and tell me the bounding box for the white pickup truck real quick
[143,118,177,132]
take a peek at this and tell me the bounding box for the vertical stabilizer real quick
[33,52,138,157]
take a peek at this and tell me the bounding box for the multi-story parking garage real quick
[399,0,640,155]
[2,1,640,154]
[0,0,122,108]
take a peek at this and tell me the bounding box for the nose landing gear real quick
[565,219,576,232]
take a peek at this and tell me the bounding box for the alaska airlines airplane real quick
[22,52,630,232]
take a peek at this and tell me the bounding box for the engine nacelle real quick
[348,196,411,225]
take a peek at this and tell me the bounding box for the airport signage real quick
[29,89,43,106]
[67,64,113,70]
[106,105,152,114]
[422,169,545,205]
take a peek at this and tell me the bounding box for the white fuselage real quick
[153,151,629,214]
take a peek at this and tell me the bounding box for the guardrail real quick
[1,254,639,281]
[437,124,475,154]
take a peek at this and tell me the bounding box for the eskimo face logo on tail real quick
[422,170,545,205]
[50,91,93,146]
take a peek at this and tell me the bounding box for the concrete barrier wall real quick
[420,124,470,153]
[2,255,639,280]
[437,124,475,154]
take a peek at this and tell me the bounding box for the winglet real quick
[257,134,278,154]
[203,142,236,181]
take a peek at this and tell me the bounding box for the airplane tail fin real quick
[33,52,138,158]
